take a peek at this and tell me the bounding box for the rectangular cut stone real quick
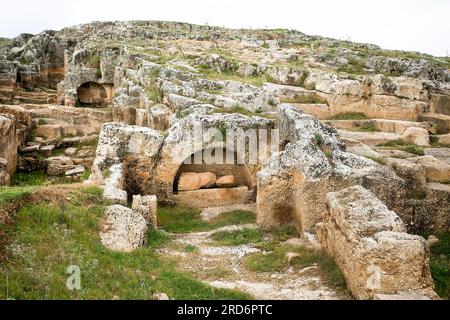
[317,185,437,300]
[174,186,250,208]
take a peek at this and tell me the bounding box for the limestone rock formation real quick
[0,115,18,182]
[89,122,165,202]
[257,105,406,233]
[317,185,437,300]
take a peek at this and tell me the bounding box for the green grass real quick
[209,210,256,227]
[430,233,450,299]
[200,68,267,86]
[377,140,425,156]
[183,245,198,253]
[211,228,262,246]
[243,244,345,288]
[367,156,387,165]
[157,206,255,233]
[280,94,329,105]
[0,189,250,300]
[157,206,210,233]
[82,186,103,198]
[147,230,172,249]
[205,267,232,278]
[0,186,34,204]
[11,170,46,187]
[269,226,299,242]
[336,58,369,75]
[214,106,274,119]
[351,123,377,132]
[328,112,369,120]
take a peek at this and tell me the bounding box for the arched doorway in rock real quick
[172,147,254,208]
[76,82,112,107]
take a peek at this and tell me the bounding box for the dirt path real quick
[158,223,350,300]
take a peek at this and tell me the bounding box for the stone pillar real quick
[132,195,158,229]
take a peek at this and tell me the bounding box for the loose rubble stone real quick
[216,175,236,188]
[100,205,148,253]
[178,172,217,191]
[65,165,85,177]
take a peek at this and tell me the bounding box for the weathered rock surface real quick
[132,195,158,229]
[178,172,217,191]
[317,185,437,300]
[216,175,236,188]
[100,205,148,253]
[257,105,406,233]
[89,122,164,202]
[409,155,450,182]
[0,157,10,186]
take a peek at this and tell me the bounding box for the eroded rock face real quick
[257,105,406,233]
[0,114,20,179]
[89,122,164,201]
[125,112,275,203]
[317,186,437,300]
[100,205,148,253]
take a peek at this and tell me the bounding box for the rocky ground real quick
[159,223,349,300]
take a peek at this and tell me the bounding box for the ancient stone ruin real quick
[1,21,449,300]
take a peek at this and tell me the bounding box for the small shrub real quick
[314,133,324,146]
[430,135,440,145]
[402,144,425,156]
[324,149,333,158]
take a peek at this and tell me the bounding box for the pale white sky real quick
[0,0,449,56]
